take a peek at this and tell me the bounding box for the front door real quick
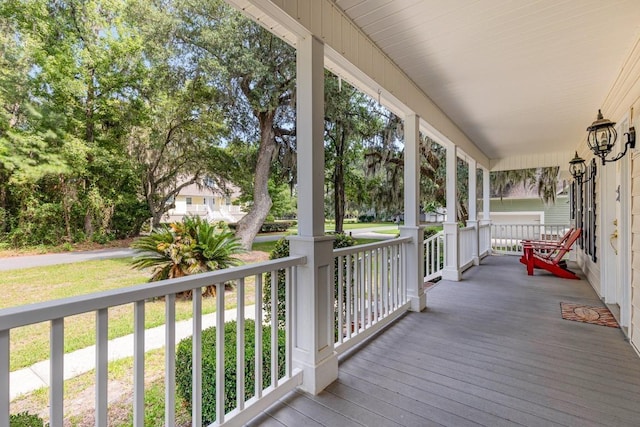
[600,117,631,329]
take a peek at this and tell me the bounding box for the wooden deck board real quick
[246,256,640,427]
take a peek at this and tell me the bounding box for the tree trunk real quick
[235,114,276,250]
[333,130,347,234]
[334,165,345,234]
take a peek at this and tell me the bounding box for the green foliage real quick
[358,214,375,223]
[131,216,243,296]
[175,319,285,425]
[10,412,46,427]
[424,226,441,239]
[324,71,383,233]
[229,221,295,233]
[264,234,355,326]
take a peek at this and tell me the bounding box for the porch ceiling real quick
[335,0,640,161]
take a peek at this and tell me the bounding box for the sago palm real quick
[131,216,244,298]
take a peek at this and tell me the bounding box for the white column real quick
[400,114,426,311]
[289,35,337,394]
[467,158,480,265]
[482,168,491,223]
[442,144,460,281]
[480,167,491,259]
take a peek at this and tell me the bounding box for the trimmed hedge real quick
[175,319,285,425]
[228,221,296,233]
[10,412,46,427]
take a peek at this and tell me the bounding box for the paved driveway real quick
[0,248,135,271]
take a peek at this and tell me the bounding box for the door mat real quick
[560,302,619,328]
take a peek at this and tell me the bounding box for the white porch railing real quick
[490,223,571,255]
[333,237,411,355]
[459,226,476,270]
[0,256,305,427]
[479,222,491,257]
[423,231,445,281]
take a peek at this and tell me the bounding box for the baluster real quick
[165,294,176,427]
[133,301,145,427]
[270,271,278,387]
[96,308,108,427]
[285,267,292,378]
[236,278,245,411]
[0,330,8,427]
[215,284,224,424]
[193,287,203,427]
[50,318,64,427]
[346,253,352,339]
[254,274,263,399]
[337,255,344,344]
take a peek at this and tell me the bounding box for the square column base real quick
[410,292,427,312]
[294,352,338,395]
[399,226,426,312]
[441,267,461,281]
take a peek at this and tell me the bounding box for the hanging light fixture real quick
[586,109,635,165]
[568,151,595,183]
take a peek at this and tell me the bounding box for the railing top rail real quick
[333,236,411,257]
[491,223,570,226]
[423,230,444,244]
[0,255,306,331]
[460,225,475,232]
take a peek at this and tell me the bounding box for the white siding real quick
[632,152,640,352]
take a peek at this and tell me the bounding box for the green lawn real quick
[271,221,396,235]
[251,240,278,253]
[341,222,395,230]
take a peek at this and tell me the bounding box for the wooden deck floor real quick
[247,255,640,427]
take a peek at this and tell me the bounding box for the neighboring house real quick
[487,181,570,225]
[162,180,245,224]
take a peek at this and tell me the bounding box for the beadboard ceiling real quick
[334,0,640,160]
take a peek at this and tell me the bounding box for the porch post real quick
[467,158,480,265]
[442,144,461,281]
[482,167,491,222]
[289,35,338,394]
[400,113,426,311]
[481,167,491,257]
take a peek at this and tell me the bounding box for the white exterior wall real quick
[632,151,640,352]
[573,34,640,353]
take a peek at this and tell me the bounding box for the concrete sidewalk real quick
[10,305,256,400]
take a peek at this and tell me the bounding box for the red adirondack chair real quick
[519,228,582,279]
[521,227,574,247]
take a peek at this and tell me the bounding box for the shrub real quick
[357,214,374,223]
[264,233,355,326]
[424,226,441,238]
[228,221,294,233]
[175,319,285,425]
[130,216,243,298]
[10,412,46,427]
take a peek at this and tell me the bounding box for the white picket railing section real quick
[0,256,305,427]
[490,223,571,255]
[423,231,445,281]
[479,223,491,257]
[333,237,411,354]
[459,226,476,270]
